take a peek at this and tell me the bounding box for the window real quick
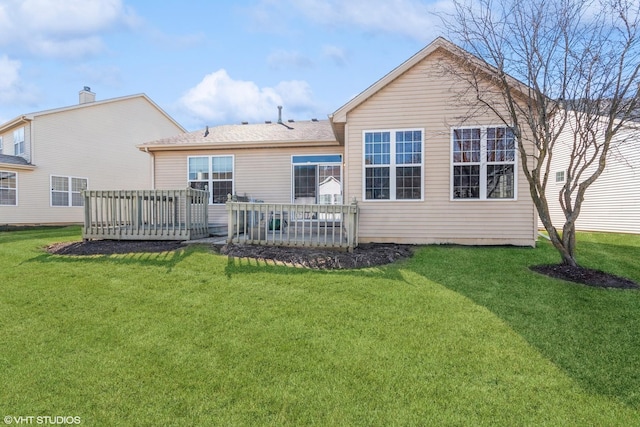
[0,136,3,152]
[363,129,423,200]
[51,176,87,207]
[13,127,24,156]
[556,170,565,183]
[188,156,233,204]
[0,171,17,205]
[452,126,516,200]
[292,155,342,205]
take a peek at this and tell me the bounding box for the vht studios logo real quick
[4,416,81,425]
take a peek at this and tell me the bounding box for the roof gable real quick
[0,94,185,134]
[329,37,531,130]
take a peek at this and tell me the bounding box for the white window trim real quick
[13,127,25,156]
[362,128,425,202]
[0,170,18,206]
[555,170,566,184]
[50,175,88,207]
[187,155,235,205]
[290,154,343,204]
[0,135,3,152]
[450,125,518,201]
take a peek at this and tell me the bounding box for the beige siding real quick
[545,120,640,234]
[0,96,183,225]
[154,145,344,224]
[344,51,537,246]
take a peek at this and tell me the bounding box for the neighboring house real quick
[0,88,185,225]
[544,116,640,234]
[139,37,538,246]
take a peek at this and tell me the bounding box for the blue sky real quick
[0,0,453,131]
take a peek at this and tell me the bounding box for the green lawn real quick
[1,227,639,426]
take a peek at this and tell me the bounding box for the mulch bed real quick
[46,240,415,270]
[530,264,638,289]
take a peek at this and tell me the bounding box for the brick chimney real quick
[79,86,95,104]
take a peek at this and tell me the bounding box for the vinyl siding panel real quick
[0,96,183,225]
[154,145,344,224]
[344,51,536,246]
[545,120,640,234]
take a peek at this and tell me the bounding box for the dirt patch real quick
[46,240,415,270]
[530,264,638,289]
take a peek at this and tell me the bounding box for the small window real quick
[0,136,3,152]
[13,127,24,156]
[188,155,234,204]
[51,175,87,207]
[556,170,565,183]
[0,170,17,205]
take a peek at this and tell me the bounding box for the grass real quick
[1,226,639,425]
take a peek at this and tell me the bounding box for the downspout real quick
[144,147,155,189]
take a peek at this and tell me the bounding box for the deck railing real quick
[226,196,359,251]
[82,188,209,241]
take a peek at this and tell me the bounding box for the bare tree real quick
[443,0,640,266]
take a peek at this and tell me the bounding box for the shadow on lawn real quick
[26,246,193,272]
[408,244,640,409]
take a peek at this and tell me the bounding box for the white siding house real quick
[544,116,640,234]
[0,89,185,225]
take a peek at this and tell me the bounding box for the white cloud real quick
[0,0,138,58]
[322,45,349,66]
[252,0,448,41]
[179,69,318,125]
[267,50,314,70]
[0,55,38,105]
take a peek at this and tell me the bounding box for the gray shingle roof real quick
[141,119,336,146]
[0,154,31,166]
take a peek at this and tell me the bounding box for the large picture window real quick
[51,176,87,207]
[363,129,423,200]
[0,171,17,206]
[452,126,516,200]
[188,155,234,204]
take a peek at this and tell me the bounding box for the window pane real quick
[453,165,480,198]
[71,178,87,192]
[365,167,390,200]
[51,176,68,192]
[318,165,341,204]
[51,191,68,206]
[487,165,514,199]
[396,130,421,164]
[294,165,317,199]
[212,181,233,204]
[487,127,515,162]
[0,189,16,205]
[364,132,390,165]
[453,128,481,163]
[396,166,421,199]
[188,157,209,180]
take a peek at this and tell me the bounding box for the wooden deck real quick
[82,188,209,241]
[226,198,359,251]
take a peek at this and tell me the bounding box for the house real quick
[0,88,185,225]
[544,116,640,234]
[139,37,538,247]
